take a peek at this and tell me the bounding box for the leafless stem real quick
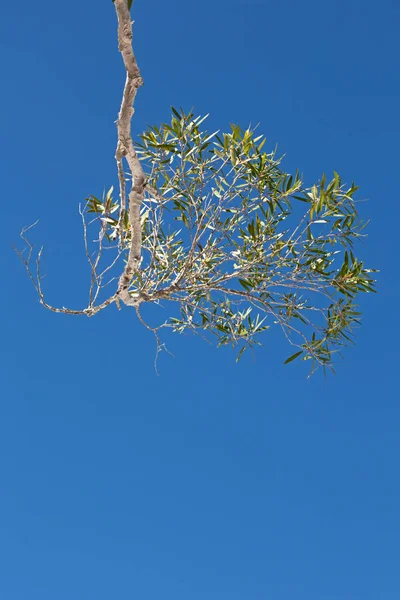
[113,0,146,307]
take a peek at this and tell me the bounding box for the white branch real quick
[114,0,145,307]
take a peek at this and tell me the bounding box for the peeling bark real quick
[114,0,145,307]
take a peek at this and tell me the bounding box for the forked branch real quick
[16,0,143,316]
[16,0,376,374]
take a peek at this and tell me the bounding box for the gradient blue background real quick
[1,0,399,598]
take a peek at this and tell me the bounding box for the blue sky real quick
[1,0,399,598]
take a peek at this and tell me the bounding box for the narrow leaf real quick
[284,350,303,364]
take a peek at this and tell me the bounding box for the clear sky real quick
[1,0,399,598]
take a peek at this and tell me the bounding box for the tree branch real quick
[113,0,145,307]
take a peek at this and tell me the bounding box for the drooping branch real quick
[113,0,145,307]
[16,0,145,317]
[15,1,376,374]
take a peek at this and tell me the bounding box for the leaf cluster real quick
[90,108,376,373]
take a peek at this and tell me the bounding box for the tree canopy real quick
[17,0,376,374]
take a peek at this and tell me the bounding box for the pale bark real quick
[17,0,145,316]
[114,0,145,307]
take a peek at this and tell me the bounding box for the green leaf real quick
[236,346,247,363]
[181,212,189,227]
[284,350,303,364]
[238,279,251,290]
[171,106,181,120]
